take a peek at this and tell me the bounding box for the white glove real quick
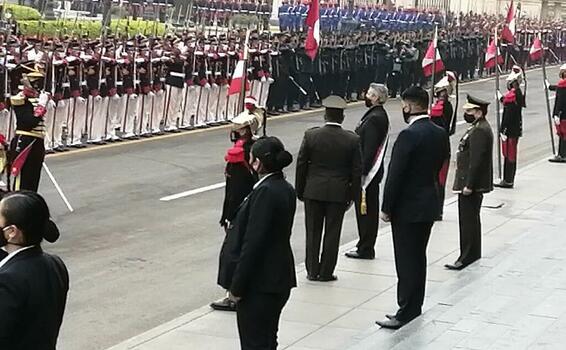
[78,96,87,104]
[59,100,66,108]
[267,77,274,84]
[496,90,503,100]
[111,94,121,100]
[148,91,156,97]
[94,95,103,102]
[545,79,550,89]
[204,83,211,89]
[47,99,56,109]
[500,133,508,142]
[38,92,49,106]
[261,76,267,83]
[554,116,560,125]
[130,94,138,100]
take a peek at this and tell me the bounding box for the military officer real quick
[430,71,457,219]
[8,64,49,192]
[446,95,493,270]
[211,108,262,312]
[296,96,361,281]
[548,64,566,163]
[495,66,525,189]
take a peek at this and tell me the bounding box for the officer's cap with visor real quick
[463,94,490,116]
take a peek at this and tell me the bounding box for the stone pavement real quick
[107,158,566,350]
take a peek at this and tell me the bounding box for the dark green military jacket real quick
[453,118,494,193]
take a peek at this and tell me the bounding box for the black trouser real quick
[391,220,433,323]
[304,199,346,278]
[457,193,483,266]
[266,77,286,111]
[237,291,291,350]
[354,178,379,257]
[10,135,45,192]
[559,138,566,158]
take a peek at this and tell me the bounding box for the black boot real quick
[494,160,514,188]
[550,139,566,163]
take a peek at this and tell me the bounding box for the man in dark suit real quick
[377,86,449,329]
[445,95,494,270]
[345,83,390,260]
[296,96,362,281]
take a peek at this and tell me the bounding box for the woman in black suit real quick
[0,191,69,350]
[218,136,297,350]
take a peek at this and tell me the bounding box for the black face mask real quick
[230,131,240,142]
[365,98,373,108]
[464,113,476,124]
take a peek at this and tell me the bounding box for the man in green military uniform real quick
[445,95,494,271]
[295,96,361,282]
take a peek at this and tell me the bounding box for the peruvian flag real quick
[484,38,503,69]
[501,0,516,43]
[228,59,249,95]
[305,0,320,60]
[529,34,543,61]
[422,26,444,77]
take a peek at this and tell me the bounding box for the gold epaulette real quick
[10,93,25,106]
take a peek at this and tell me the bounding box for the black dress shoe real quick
[549,156,566,163]
[376,317,406,329]
[385,314,396,320]
[307,274,319,281]
[345,251,375,260]
[210,297,237,312]
[318,275,338,282]
[444,261,465,270]
[494,181,514,189]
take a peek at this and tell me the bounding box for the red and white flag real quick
[529,34,543,61]
[305,0,320,60]
[228,31,252,96]
[422,26,444,77]
[228,59,250,95]
[501,0,516,43]
[484,38,504,69]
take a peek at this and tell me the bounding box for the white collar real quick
[409,114,429,126]
[325,122,342,127]
[253,172,277,189]
[0,245,36,270]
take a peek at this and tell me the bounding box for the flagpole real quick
[541,36,557,155]
[238,30,251,114]
[494,26,502,180]
[429,25,437,111]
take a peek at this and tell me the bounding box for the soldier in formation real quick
[0,12,562,157]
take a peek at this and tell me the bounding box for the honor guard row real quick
[279,1,442,33]
[0,31,277,153]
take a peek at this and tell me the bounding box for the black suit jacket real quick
[0,246,69,350]
[218,172,297,297]
[295,124,362,203]
[355,105,390,183]
[382,118,449,223]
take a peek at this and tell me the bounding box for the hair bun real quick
[275,150,293,170]
[43,220,60,243]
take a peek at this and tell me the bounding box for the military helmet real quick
[231,109,263,134]
[434,71,457,96]
[506,65,523,84]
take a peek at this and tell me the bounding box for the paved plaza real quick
[106,158,566,350]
